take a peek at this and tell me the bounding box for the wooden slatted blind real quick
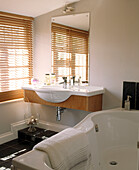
[51,23,89,83]
[0,12,33,102]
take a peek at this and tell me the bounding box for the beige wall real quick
[34,0,139,109]
[0,100,25,134]
[0,100,89,135]
[89,0,139,109]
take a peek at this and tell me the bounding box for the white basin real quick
[34,86,71,103]
[22,85,105,103]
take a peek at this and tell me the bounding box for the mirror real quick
[51,13,90,83]
[51,13,89,32]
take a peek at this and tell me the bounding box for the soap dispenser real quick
[125,95,131,110]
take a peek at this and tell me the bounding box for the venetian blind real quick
[0,12,33,102]
[51,23,89,83]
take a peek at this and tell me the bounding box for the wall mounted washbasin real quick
[22,85,105,103]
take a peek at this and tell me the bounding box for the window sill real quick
[0,98,24,105]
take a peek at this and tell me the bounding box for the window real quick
[51,23,89,83]
[0,12,33,102]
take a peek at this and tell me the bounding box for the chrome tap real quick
[72,76,75,85]
[62,77,67,89]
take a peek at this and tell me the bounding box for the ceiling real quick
[0,0,80,17]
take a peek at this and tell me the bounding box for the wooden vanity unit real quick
[23,89,103,112]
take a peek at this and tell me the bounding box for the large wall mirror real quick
[51,13,90,83]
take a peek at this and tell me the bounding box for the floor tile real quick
[0,139,37,169]
[0,147,19,164]
[0,160,12,169]
[0,144,9,151]
[14,141,35,150]
[4,139,19,147]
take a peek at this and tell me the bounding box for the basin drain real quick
[109,161,118,166]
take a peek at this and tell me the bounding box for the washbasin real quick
[34,85,71,103]
[22,85,105,103]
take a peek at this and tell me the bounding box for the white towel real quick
[34,128,92,170]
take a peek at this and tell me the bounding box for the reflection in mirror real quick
[51,13,89,83]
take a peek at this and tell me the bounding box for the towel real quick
[34,128,93,170]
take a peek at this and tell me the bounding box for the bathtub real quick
[12,108,139,170]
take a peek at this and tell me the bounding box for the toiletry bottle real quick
[124,95,131,110]
[45,73,50,85]
[51,73,56,85]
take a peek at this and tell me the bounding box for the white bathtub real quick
[12,108,139,170]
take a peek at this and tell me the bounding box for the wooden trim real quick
[0,11,34,20]
[24,90,102,112]
[88,94,102,111]
[0,90,24,102]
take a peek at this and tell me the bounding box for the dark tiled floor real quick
[0,139,36,170]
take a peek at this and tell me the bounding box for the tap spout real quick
[62,77,67,89]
